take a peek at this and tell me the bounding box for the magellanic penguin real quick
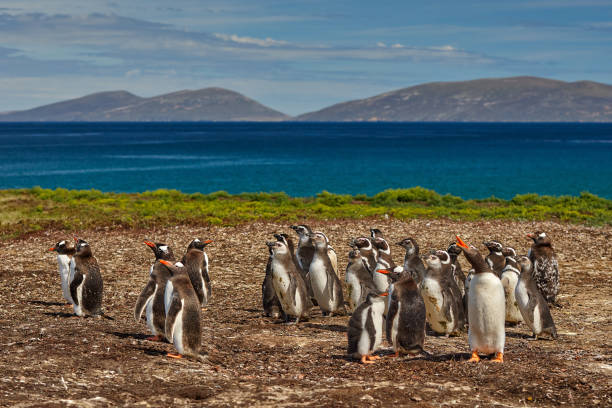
[159,260,204,360]
[48,240,76,306]
[370,228,384,239]
[371,236,402,292]
[420,252,465,336]
[267,240,313,323]
[500,248,523,325]
[134,241,175,341]
[516,257,558,340]
[456,236,505,363]
[262,240,283,319]
[309,232,346,316]
[484,241,505,278]
[181,238,213,308]
[291,225,315,273]
[70,238,103,317]
[397,238,426,285]
[347,289,388,364]
[351,237,378,275]
[378,269,426,358]
[447,243,466,297]
[315,231,338,275]
[345,248,378,313]
[527,232,560,305]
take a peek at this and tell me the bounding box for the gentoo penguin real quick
[500,248,523,325]
[516,257,558,340]
[347,289,388,364]
[378,270,426,358]
[262,240,283,319]
[267,240,312,323]
[527,232,560,305]
[447,243,466,297]
[134,241,175,341]
[70,238,103,317]
[397,238,426,285]
[181,239,213,307]
[159,260,204,360]
[456,236,505,363]
[420,252,465,336]
[48,240,76,306]
[484,241,505,278]
[309,232,346,316]
[345,249,378,313]
[351,237,378,275]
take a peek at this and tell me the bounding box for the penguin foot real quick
[64,303,73,308]
[360,355,375,364]
[166,353,183,359]
[467,351,480,363]
[146,335,163,342]
[387,351,400,358]
[366,355,380,361]
[491,352,503,363]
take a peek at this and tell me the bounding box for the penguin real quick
[262,240,283,319]
[309,232,346,316]
[277,231,317,306]
[158,260,204,360]
[351,237,378,275]
[378,269,426,358]
[516,257,558,340]
[70,238,103,317]
[181,238,213,307]
[447,243,466,297]
[397,238,426,285]
[267,240,312,323]
[314,231,338,275]
[370,228,384,239]
[527,232,560,305]
[436,250,466,323]
[371,236,402,292]
[134,241,175,341]
[291,225,315,273]
[345,248,378,313]
[420,252,465,336]
[500,248,523,325]
[48,240,76,306]
[484,241,505,278]
[456,236,505,363]
[347,289,388,364]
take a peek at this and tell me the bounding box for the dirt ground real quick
[0,218,610,407]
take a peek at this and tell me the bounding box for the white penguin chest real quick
[309,256,329,297]
[271,261,299,314]
[171,300,185,354]
[145,285,158,334]
[468,273,505,354]
[420,278,445,315]
[164,280,174,316]
[372,263,390,292]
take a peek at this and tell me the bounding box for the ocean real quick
[1,122,611,199]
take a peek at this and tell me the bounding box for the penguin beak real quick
[144,240,156,248]
[455,235,470,249]
[204,240,213,244]
[377,270,390,274]
[73,235,79,242]
[526,233,535,239]
[266,241,276,248]
[48,247,56,251]
[380,292,388,297]
[159,260,172,267]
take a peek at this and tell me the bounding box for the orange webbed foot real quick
[360,355,375,364]
[167,353,183,359]
[366,355,381,361]
[387,351,400,358]
[146,335,163,342]
[467,351,480,363]
[491,352,503,363]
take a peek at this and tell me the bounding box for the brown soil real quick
[1,218,611,407]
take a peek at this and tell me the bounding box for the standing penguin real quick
[397,238,426,285]
[345,248,378,313]
[309,232,346,316]
[527,232,560,305]
[516,257,558,340]
[181,239,213,307]
[456,236,505,363]
[347,289,388,364]
[262,239,283,319]
[447,243,466,297]
[291,225,315,272]
[484,241,506,278]
[500,248,523,325]
[267,240,312,323]
[134,241,175,341]
[371,237,399,292]
[70,238,103,317]
[48,240,76,306]
[378,270,426,358]
[158,260,204,360]
[315,231,338,275]
[351,237,378,275]
[420,252,465,336]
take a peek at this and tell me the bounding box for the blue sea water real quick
[0,122,611,199]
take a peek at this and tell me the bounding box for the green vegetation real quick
[1,187,610,239]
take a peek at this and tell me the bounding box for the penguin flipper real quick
[134,280,156,322]
[69,272,83,306]
[165,293,182,341]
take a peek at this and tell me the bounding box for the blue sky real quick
[1,0,611,115]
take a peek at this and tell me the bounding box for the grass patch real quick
[1,186,610,239]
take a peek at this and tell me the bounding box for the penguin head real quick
[502,247,517,257]
[347,249,362,262]
[267,240,289,256]
[187,238,213,251]
[144,241,174,260]
[273,233,289,245]
[483,241,503,253]
[435,250,451,264]
[372,237,390,253]
[455,236,489,272]
[49,240,72,255]
[309,232,328,249]
[158,259,184,276]
[74,238,92,256]
[517,256,532,274]
[397,237,419,256]
[527,231,551,246]
[377,268,403,283]
[351,237,373,250]
[370,228,384,239]
[290,225,312,238]
[314,231,330,244]
[423,253,441,270]
[446,243,462,257]
[365,289,388,304]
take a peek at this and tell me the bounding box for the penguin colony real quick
[49,228,560,363]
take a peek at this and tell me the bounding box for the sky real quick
[1,0,611,115]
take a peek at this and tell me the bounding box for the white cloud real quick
[391,43,404,48]
[431,45,456,51]
[213,33,288,47]
[376,42,386,47]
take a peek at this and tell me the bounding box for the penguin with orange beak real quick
[347,289,388,364]
[456,236,505,363]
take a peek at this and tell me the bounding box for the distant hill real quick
[296,76,612,122]
[0,88,289,122]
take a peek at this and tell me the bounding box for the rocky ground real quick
[0,218,610,407]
